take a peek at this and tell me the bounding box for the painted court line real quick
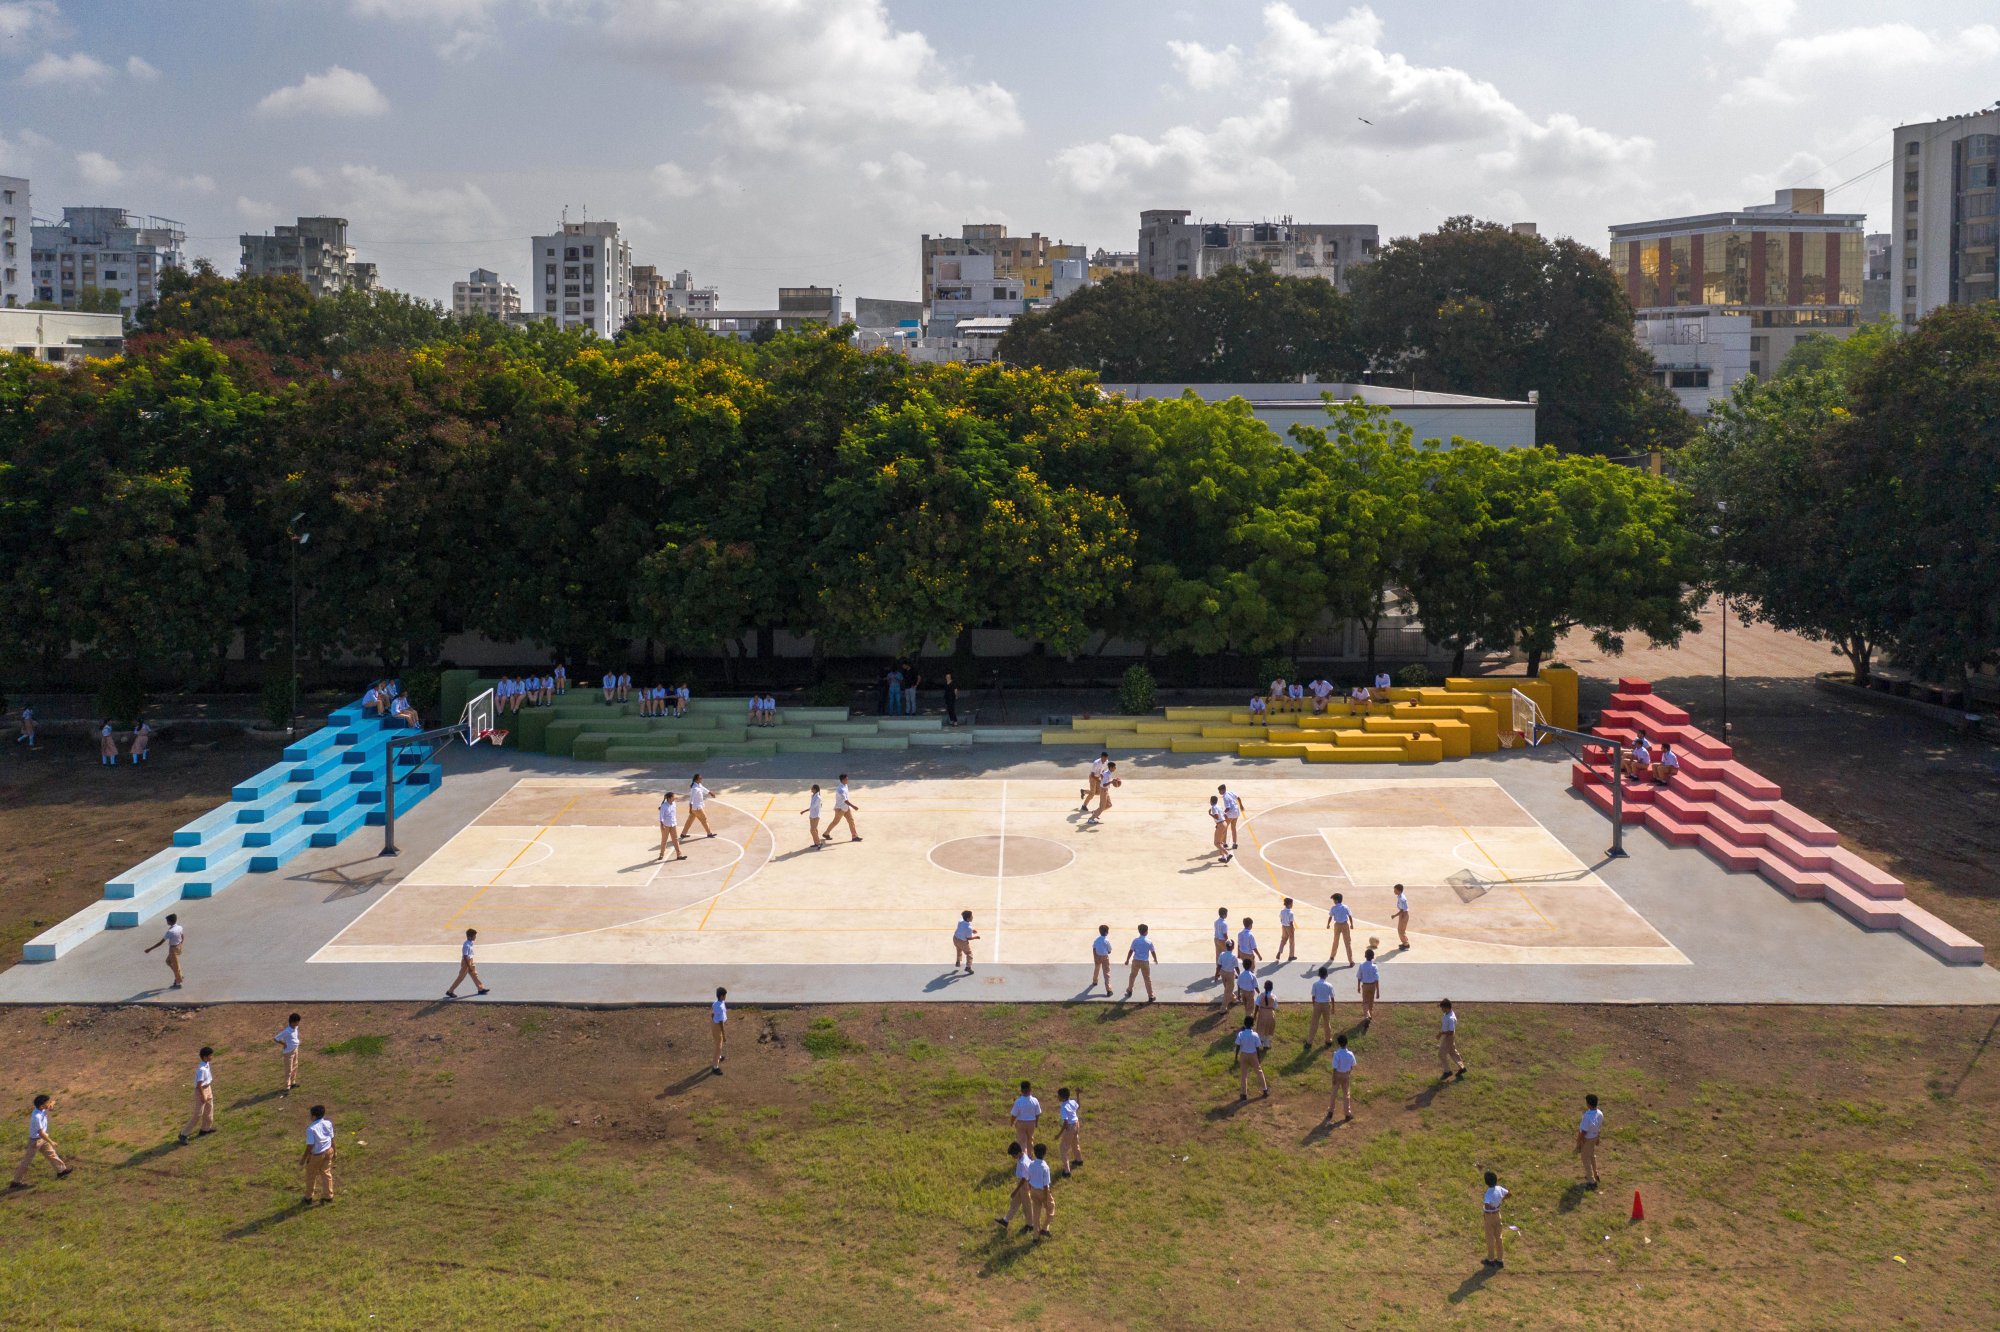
[993,779,1008,964]
[698,796,775,930]
[447,794,580,925]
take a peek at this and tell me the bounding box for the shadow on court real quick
[923,972,972,993]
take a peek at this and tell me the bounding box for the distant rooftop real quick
[1099,382,1533,409]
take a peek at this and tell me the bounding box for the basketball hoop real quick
[485,728,508,747]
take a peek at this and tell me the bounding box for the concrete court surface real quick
[2,743,1997,1008]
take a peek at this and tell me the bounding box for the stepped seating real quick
[1571,678,1981,965]
[24,697,444,961]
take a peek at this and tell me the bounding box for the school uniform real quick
[1234,969,1258,1007]
[1125,935,1157,998]
[1010,1093,1041,1150]
[711,996,728,1070]
[1278,905,1295,954]
[1483,1183,1509,1262]
[1395,890,1411,947]
[1330,1045,1357,1116]
[11,1105,68,1185]
[1236,927,1258,961]
[1024,1156,1054,1230]
[274,1023,301,1090]
[1058,1098,1081,1169]
[182,1058,215,1140]
[303,1115,335,1202]
[1357,957,1380,1017]
[1578,1106,1604,1181]
[131,722,153,762]
[1212,915,1231,959]
[953,918,976,968]
[1439,1009,1465,1075]
[99,722,116,764]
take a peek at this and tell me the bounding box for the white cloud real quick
[1688,0,1794,43]
[126,55,160,80]
[856,149,990,216]
[436,26,496,61]
[1056,4,1650,205]
[75,150,121,188]
[596,0,1021,150]
[652,161,730,198]
[177,172,217,194]
[256,66,390,118]
[1168,40,1242,91]
[21,51,112,86]
[291,163,505,239]
[1729,22,2000,105]
[0,2,64,47]
[236,194,277,223]
[349,0,497,19]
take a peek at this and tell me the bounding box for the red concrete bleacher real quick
[1572,680,1982,965]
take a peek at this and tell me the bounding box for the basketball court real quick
[311,775,1683,970]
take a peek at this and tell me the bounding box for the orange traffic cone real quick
[1630,1190,1645,1222]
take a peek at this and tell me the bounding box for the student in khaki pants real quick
[10,1095,71,1189]
[301,1105,335,1205]
[179,1047,215,1145]
[1576,1093,1604,1188]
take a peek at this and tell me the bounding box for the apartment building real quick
[1892,105,1999,324]
[530,219,632,336]
[1136,211,1379,289]
[240,216,379,297]
[0,176,26,308]
[30,206,186,315]
[453,267,520,319]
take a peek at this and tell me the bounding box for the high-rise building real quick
[1892,107,1999,325]
[630,266,717,322]
[240,216,379,297]
[630,265,668,320]
[453,267,520,319]
[30,206,186,315]
[1136,211,1378,289]
[0,176,27,308]
[921,225,1090,307]
[663,269,717,315]
[530,219,631,336]
[1609,189,1864,380]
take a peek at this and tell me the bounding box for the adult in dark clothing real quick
[943,673,959,726]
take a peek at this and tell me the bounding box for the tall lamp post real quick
[288,514,309,737]
[1711,501,1729,746]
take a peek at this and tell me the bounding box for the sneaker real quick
[7,1181,24,1191]
[302,1196,314,1206]
[1455,1068,1466,1081]
[477,987,491,995]
[177,1133,189,1145]
[55,1168,72,1179]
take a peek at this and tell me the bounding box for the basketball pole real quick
[1527,720,1627,860]
[380,721,469,858]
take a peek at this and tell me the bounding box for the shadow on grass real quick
[1448,1265,1497,1304]
[1203,1092,1265,1121]
[975,1231,1040,1276]
[119,1140,184,1168]
[1405,1078,1452,1111]
[1279,1044,1322,1076]
[1185,1009,1230,1036]
[1093,1002,1140,1023]
[657,1067,720,1099]
[226,1088,290,1112]
[223,1200,312,1240]
[1557,1181,1591,1213]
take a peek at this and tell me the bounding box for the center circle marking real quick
[928,835,1076,879]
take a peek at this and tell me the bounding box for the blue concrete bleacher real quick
[23,697,446,961]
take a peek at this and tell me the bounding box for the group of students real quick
[1248,672,1396,717]
[361,681,420,728]
[13,1017,338,1207]
[1619,734,1681,783]
[745,695,781,726]
[632,680,692,717]
[995,1081,1082,1238]
[496,670,564,713]
[95,720,155,766]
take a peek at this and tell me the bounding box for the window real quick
[564,266,578,279]
[1749,360,1761,375]
[583,266,594,282]
[1907,198,1919,214]
[1907,228,1918,241]
[103,270,117,280]
[1749,336,1764,351]
[545,247,554,256]
[1908,140,1921,155]
[565,247,579,261]
[991,286,1008,299]
[563,284,579,297]
[583,299,594,312]
[1905,283,1916,298]
[1907,256,1918,269]
[583,246,594,258]
[1670,369,1710,388]
[564,300,580,314]
[1906,171,1920,191]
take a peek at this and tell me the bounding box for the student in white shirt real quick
[145,913,186,989]
[1088,759,1122,821]
[1080,752,1109,816]
[274,1012,302,1094]
[1233,1015,1270,1101]
[1481,1171,1509,1267]
[1651,744,1679,783]
[684,774,716,840]
[1009,1081,1041,1153]
[1218,785,1244,850]
[1575,1093,1604,1188]
[746,695,760,727]
[1208,796,1229,863]
[822,775,861,843]
[1326,1034,1357,1122]
[1438,998,1466,1080]
[13,704,35,748]
[179,1046,216,1145]
[1253,979,1278,1044]
[601,672,616,704]
[1374,671,1392,692]
[10,1094,70,1188]
[130,719,153,763]
[710,987,728,1075]
[1350,684,1370,715]
[1357,948,1382,1026]
[1122,924,1157,1002]
[953,910,980,974]
[1393,883,1411,950]
[99,720,117,766]
[1327,893,1355,966]
[445,927,489,998]
[1306,966,1336,1049]
[619,672,634,704]
[1056,1089,1083,1175]
[1312,678,1333,714]
[1234,963,1258,1015]
[800,784,823,849]
[1278,898,1298,962]
[1214,943,1240,1005]
[1248,695,1266,718]
[1212,908,1232,974]
[1623,735,1652,780]
[301,1104,336,1204]
[1090,925,1113,997]
[1236,920,1261,970]
[675,683,690,717]
[1269,677,1286,700]
[656,791,686,862]
[996,1141,1033,1231]
[554,664,567,695]
[1025,1144,1055,1238]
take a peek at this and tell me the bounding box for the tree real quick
[1773,318,1899,381]
[1350,217,1693,456]
[1839,302,2000,687]
[1677,370,1898,683]
[996,266,1366,383]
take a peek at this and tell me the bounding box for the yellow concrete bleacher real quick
[1049,668,1574,766]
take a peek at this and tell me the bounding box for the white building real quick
[240,216,378,297]
[1137,211,1379,289]
[1097,382,1539,451]
[683,285,842,341]
[30,206,186,315]
[530,220,631,336]
[928,252,1024,336]
[0,176,26,308]
[1632,310,1753,414]
[1892,106,1998,325]
[453,267,519,319]
[0,307,123,362]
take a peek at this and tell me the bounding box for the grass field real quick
[1,1001,1995,1329]
[2,660,1998,1329]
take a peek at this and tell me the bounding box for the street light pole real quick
[1714,499,1729,747]
[288,514,309,738]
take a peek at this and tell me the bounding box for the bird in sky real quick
[1357,117,1372,125]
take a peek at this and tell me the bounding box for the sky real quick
[2,0,1998,306]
